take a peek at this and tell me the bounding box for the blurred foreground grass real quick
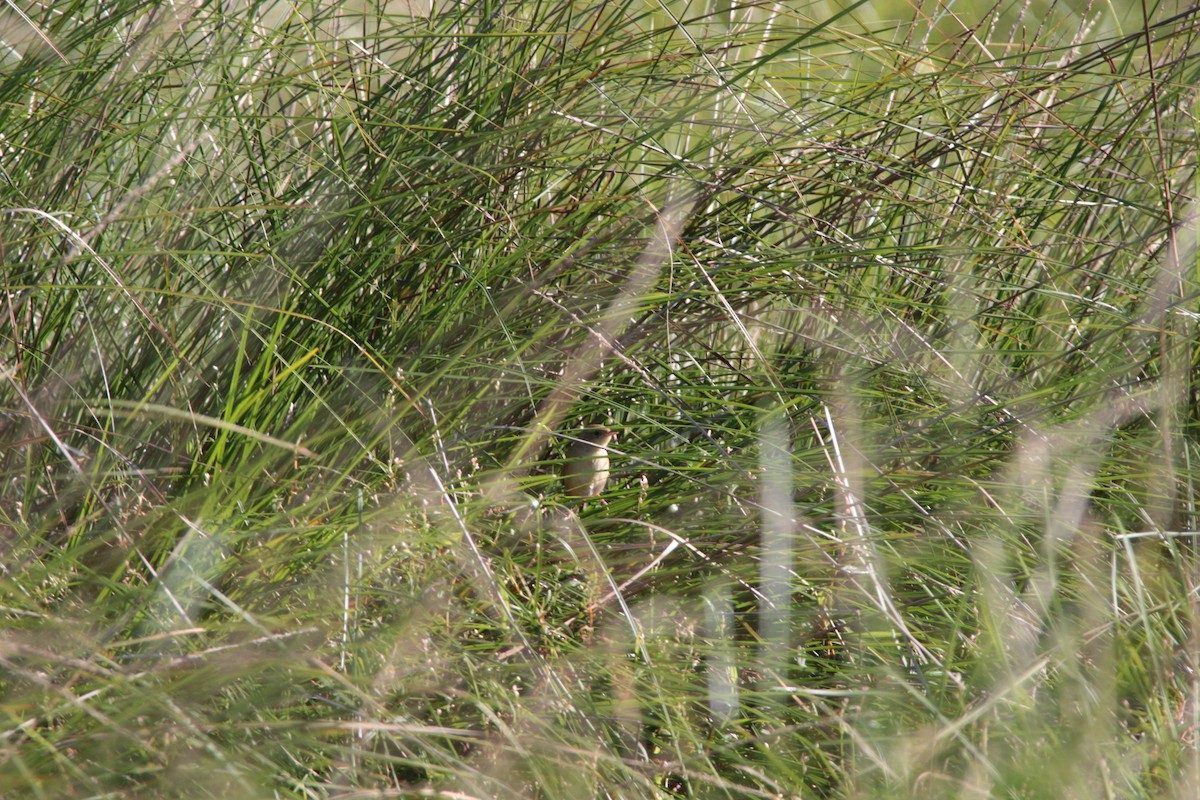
[2,0,1200,797]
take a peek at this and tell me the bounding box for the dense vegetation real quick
[3,0,1200,796]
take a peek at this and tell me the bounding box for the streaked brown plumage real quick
[562,427,617,498]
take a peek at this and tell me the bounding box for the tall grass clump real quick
[2,0,1200,796]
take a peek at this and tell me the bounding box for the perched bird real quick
[562,426,617,498]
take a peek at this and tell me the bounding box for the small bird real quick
[562,426,617,498]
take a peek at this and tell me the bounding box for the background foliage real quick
[2,0,1200,797]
